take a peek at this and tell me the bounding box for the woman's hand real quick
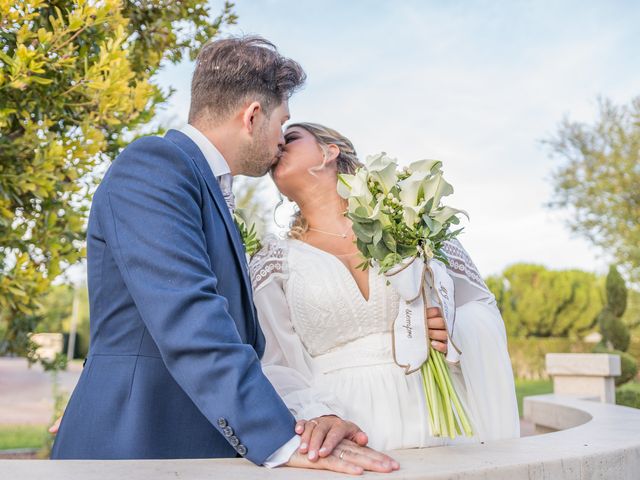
[427,307,448,354]
[286,438,399,474]
[294,415,369,461]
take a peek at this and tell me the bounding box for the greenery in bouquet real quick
[337,153,467,273]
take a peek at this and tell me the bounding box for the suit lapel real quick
[164,130,254,308]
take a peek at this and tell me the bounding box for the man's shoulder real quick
[109,133,197,174]
[119,133,183,159]
[97,133,200,198]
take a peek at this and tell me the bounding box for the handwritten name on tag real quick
[387,257,461,373]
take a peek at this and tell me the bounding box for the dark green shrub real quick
[616,382,640,409]
[593,345,638,386]
[606,265,627,317]
[598,308,631,351]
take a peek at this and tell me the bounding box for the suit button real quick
[236,444,247,456]
[222,426,234,437]
[229,435,239,447]
[217,418,228,428]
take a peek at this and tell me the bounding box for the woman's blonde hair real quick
[285,122,362,239]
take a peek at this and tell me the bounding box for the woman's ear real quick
[325,144,340,164]
[242,101,262,134]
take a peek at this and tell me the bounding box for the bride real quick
[250,123,520,459]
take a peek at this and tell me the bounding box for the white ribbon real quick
[385,257,461,374]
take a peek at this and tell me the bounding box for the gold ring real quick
[339,449,346,460]
[309,419,319,427]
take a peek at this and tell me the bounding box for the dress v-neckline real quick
[292,239,373,304]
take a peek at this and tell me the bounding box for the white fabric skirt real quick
[310,302,520,451]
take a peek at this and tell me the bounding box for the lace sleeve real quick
[249,235,289,292]
[442,238,487,289]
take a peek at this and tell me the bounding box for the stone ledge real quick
[2,395,639,479]
[546,353,621,377]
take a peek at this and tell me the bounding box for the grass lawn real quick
[617,381,640,393]
[514,379,553,417]
[0,425,48,450]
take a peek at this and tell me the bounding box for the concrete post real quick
[546,353,621,403]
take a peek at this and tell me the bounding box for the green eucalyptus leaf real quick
[352,222,373,243]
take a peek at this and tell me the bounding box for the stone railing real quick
[2,353,638,479]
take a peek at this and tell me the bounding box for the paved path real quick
[0,357,83,426]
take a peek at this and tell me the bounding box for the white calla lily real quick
[337,174,355,198]
[366,153,398,194]
[339,171,372,205]
[397,170,426,208]
[402,201,427,226]
[433,205,469,224]
[421,173,453,214]
[408,159,442,176]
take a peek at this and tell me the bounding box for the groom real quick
[51,36,396,474]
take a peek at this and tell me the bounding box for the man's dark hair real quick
[188,36,306,123]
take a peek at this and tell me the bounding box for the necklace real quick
[308,226,352,239]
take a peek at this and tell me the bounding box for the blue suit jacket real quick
[51,130,296,463]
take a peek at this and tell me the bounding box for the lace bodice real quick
[251,236,400,356]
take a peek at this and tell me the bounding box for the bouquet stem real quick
[421,349,473,438]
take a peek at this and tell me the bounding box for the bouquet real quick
[337,153,473,438]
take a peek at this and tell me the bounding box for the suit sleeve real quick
[96,136,296,464]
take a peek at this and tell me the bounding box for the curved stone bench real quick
[1,394,639,479]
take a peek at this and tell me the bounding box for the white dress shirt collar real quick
[178,124,231,178]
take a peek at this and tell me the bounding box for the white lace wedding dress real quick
[250,237,520,451]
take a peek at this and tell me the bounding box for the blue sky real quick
[155,0,640,276]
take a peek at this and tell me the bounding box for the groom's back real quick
[82,146,162,358]
[50,135,248,460]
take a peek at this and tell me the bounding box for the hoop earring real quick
[273,194,286,229]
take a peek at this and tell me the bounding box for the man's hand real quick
[49,416,62,435]
[294,415,367,461]
[286,439,399,475]
[427,307,448,354]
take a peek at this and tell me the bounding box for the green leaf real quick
[382,231,396,251]
[29,76,53,85]
[352,222,373,243]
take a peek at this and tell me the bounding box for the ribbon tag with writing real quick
[385,257,430,374]
[386,257,461,374]
[427,259,461,364]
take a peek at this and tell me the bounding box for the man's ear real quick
[242,101,262,134]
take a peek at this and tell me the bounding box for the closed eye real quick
[284,133,300,144]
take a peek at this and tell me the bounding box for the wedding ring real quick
[309,419,319,427]
[339,449,346,460]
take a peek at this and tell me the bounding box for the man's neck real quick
[189,121,240,176]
